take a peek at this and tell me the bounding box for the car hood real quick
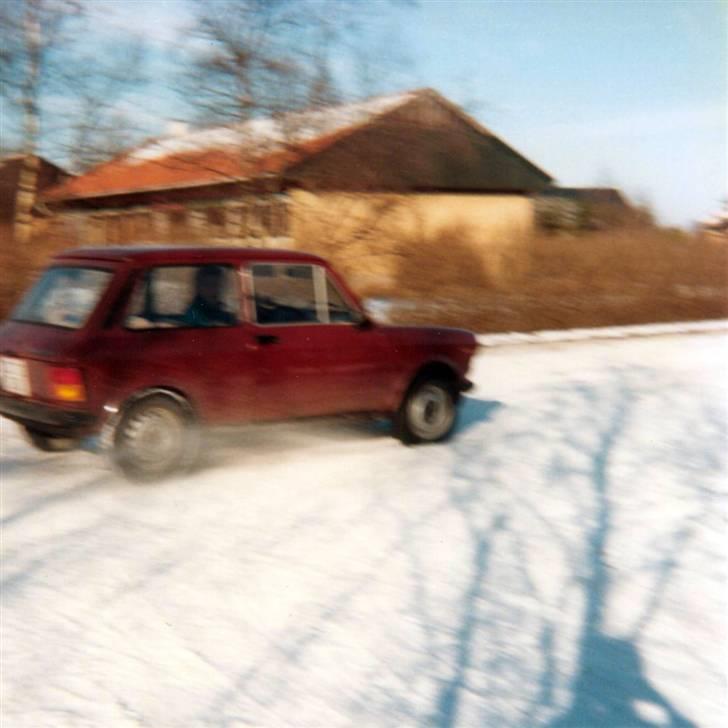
[380,324,476,348]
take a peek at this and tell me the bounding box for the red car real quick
[0,246,476,480]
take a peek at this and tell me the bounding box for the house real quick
[43,89,553,286]
[535,186,635,230]
[0,154,71,241]
[698,203,728,240]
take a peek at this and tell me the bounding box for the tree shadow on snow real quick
[197,396,502,472]
[542,373,708,728]
[548,634,695,728]
[422,370,713,728]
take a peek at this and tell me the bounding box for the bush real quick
[0,220,77,320]
[382,226,728,332]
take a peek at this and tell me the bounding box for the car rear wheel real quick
[394,377,457,445]
[111,395,199,482]
[22,426,79,453]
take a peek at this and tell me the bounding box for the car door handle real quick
[256,334,279,345]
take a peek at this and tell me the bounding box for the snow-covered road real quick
[2,333,726,728]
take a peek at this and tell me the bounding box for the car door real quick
[99,264,255,424]
[313,270,394,413]
[244,262,328,419]
[245,262,394,419]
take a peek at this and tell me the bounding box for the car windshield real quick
[12,266,113,330]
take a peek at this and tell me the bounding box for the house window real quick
[206,207,225,230]
[136,212,151,238]
[269,197,289,237]
[168,210,187,237]
[248,203,264,238]
[259,203,272,235]
[120,214,135,242]
[239,205,249,237]
[87,216,104,244]
[106,216,121,244]
[250,196,290,238]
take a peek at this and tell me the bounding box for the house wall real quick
[1,156,70,224]
[46,189,535,293]
[54,195,291,248]
[288,190,535,288]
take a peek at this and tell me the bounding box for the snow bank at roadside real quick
[476,318,728,347]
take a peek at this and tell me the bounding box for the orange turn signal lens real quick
[48,367,86,402]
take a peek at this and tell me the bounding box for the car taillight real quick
[47,366,86,402]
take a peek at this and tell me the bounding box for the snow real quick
[2,331,726,727]
[475,319,728,347]
[127,92,416,165]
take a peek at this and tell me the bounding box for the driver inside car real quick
[183,265,237,327]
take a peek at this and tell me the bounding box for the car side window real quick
[325,276,360,324]
[125,265,239,329]
[251,264,322,325]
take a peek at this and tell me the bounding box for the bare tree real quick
[178,0,414,124]
[306,48,339,111]
[178,0,315,125]
[0,0,82,243]
[172,0,419,188]
[61,40,148,171]
[166,2,411,235]
[0,0,149,242]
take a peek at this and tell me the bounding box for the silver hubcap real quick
[407,383,454,440]
[123,406,184,470]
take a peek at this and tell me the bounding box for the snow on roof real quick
[129,92,415,164]
[698,203,728,230]
[44,91,418,200]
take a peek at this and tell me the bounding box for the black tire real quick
[22,426,79,453]
[111,395,199,482]
[394,377,458,445]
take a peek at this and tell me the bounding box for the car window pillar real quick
[313,266,329,324]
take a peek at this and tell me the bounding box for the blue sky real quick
[395,0,726,227]
[55,1,728,226]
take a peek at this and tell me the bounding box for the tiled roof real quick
[44,92,418,201]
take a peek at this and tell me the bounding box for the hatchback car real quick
[0,246,476,480]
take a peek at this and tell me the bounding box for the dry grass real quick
[0,220,77,320]
[379,225,728,332]
[1,219,726,333]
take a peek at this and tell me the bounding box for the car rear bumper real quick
[0,394,97,436]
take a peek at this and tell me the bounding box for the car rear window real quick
[12,266,113,329]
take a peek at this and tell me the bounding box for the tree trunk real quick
[14,155,40,245]
[14,1,41,245]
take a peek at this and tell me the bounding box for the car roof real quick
[54,245,327,266]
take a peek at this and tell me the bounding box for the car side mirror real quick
[355,313,374,330]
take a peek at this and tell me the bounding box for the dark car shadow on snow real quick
[455,397,504,435]
[198,396,503,472]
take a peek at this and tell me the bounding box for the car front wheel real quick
[111,395,199,482]
[394,377,457,445]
